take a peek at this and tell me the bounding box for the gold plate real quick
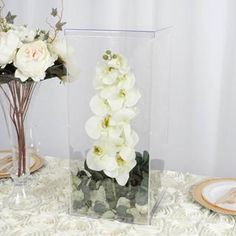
[0,150,44,178]
[192,178,236,215]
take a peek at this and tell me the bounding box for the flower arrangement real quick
[0,1,67,178]
[85,50,141,186]
[72,50,150,224]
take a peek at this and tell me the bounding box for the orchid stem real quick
[112,178,117,202]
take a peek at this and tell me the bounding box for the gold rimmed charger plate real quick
[192,178,236,215]
[0,150,44,179]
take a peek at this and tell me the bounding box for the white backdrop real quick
[0,0,236,177]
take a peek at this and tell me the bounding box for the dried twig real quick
[46,0,65,42]
[0,0,5,18]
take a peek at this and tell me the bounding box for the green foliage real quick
[94,201,107,215]
[55,21,66,31]
[5,11,16,24]
[51,8,58,17]
[73,151,150,223]
[45,59,67,81]
[0,58,67,84]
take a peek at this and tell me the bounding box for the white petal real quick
[86,149,104,171]
[108,127,124,147]
[116,172,130,186]
[123,124,131,137]
[125,89,141,107]
[85,116,102,139]
[15,69,29,82]
[102,155,118,171]
[90,95,109,116]
[128,159,137,171]
[120,146,136,161]
[124,125,139,147]
[107,98,124,111]
[102,70,119,85]
[100,86,117,99]
[93,75,104,90]
[104,169,118,178]
[118,72,135,90]
[131,130,139,147]
[113,108,136,124]
[32,72,45,82]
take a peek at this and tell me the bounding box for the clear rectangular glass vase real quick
[65,28,171,225]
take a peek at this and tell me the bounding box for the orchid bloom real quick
[85,50,141,186]
[104,147,137,186]
[86,140,117,172]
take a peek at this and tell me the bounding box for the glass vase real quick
[0,80,41,210]
[65,29,171,225]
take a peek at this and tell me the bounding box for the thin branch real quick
[60,0,64,21]
[47,0,64,42]
[0,0,5,18]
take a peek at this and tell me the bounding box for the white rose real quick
[0,31,20,67]
[15,26,36,43]
[49,38,79,81]
[14,40,57,82]
[50,39,67,61]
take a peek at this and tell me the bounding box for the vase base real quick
[7,187,41,210]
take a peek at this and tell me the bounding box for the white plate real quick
[202,181,236,211]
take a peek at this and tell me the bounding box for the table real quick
[0,157,236,236]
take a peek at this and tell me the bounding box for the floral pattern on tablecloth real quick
[0,157,236,236]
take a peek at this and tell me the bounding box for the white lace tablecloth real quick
[0,157,236,236]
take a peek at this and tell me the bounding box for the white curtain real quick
[0,0,236,177]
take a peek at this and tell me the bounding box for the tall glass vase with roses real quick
[0,5,68,210]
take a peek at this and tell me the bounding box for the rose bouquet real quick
[0,2,69,209]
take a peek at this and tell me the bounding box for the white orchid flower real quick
[112,108,137,125]
[14,25,36,43]
[86,140,117,172]
[85,115,112,139]
[107,126,124,148]
[94,64,120,86]
[123,124,139,147]
[85,115,122,140]
[106,54,130,74]
[89,95,110,116]
[86,50,141,185]
[104,147,136,186]
[100,85,141,111]
[117,72,135,90]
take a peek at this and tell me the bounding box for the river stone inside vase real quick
[71,151,149,224]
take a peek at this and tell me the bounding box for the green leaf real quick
[43,31,50,41]
[135,189,148,205]
[5,11,17,24]
[45,62,67,80]
[143,150,149,165]
[73,200,85,210]
[76,170,87,178]
[88,180,97,190]
[81,185,90,201]
[135,152,143,164]
[116,205,128,216]
[94,201,107,215]
[103,179,118,209]
[0,74,15,84]
[85,200,92,208]
[51,8,57,17]
[84,160,106,181]
[55,21,67,31]
[124,214,134,223]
